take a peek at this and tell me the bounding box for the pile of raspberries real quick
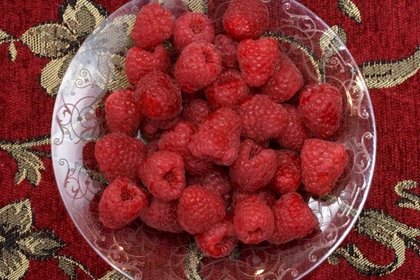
[92,0,348,258]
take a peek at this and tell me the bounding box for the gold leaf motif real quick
[0,136,50,186]
[360,45,420,89]
[56,255,95,279]
[188,0,208,13]
[40,55,73,97]
[61,0,108,39]
[0,199,33,235]
[338,0,362,23]
[329,208,420,276]
[20,23,77,59]
[0,249,30,280]
[184,243,204,280]
[17,231,65,261]
[320,25,348,56]
[99,270,127,280]
[0,30,18,62]
[395,180,420,210]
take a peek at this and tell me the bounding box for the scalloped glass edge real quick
[51,0,377,279]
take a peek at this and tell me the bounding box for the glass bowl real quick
[51,0,376,279]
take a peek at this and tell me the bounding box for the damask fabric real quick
[0,0,419,279]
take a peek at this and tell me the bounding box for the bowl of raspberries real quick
[51,0,376,279]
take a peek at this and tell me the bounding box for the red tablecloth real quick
[1,0,419,279]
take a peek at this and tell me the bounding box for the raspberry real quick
[174,41,222,93]
[269,150,301,195]
[223,0,269,40]
[131,2,175,49]
[298,83,343,139]
[237,37,280,87]
[138,151,186,201]
[205,69,249,110]
[189,108,242,166]
[125,45,171,86]
[177,185,226,234]
[105,88,142,136]
[194,215,238,258]
[135,71,182,121]
[187,166,232,197]
[213,34,238,68]
[268,192,318,244]
[275,104,309,151]
[141,115,182,140]
[158,122,212,175]
[301,139,348,195]
[99,177,148,229]
[233,196,274,244]
[95,132,146,182]
[262,54,303,102]
[229,139,277,193]
[231,189,277,211]
[140,196,183,233]
[173,12,215,51]
[182,99,211,128]
[238,94,288,142]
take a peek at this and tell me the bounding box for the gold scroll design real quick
[338,0,362,23]
[360,45,420,89]
[328,180,420,276]
[0,135,50,186]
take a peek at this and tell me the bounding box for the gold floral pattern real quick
[328,180,420,276]
[338,0,362,23]
[0,199,64,279]
[0,136,50,186]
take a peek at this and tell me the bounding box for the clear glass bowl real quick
[51,0,376,279]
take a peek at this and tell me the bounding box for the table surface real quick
[1,0,419,279]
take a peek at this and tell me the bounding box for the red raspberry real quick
[189,108,242,166]
[269,150,301,195]
[140,115,182,140]
[98,177,148,229]
[301,139,348,195]
[173,12,215,51]
[262,54,303,103]
[223,0,269,40]
[231,189,277,211]
[233,196,274,244]
[140,196,183,233]
[213,34,238,68]
[174,41,222,93]
[177,185,226,234]
[194,215,238,258]
[237,37,280,87]
[238,94,288,142]
[105,88,142,136]
[158,122,212,175]
[138,151,186,201]
[298,83,343,139]
[95,132,146,182]
[268,192,318,244]
[205,69,249,110]
[187,166,232,197]
[135,71,182,121]
[229,139,276,193]
[182,99,211,128]
[275,104,309,151]
[131,2,175,49]
[125,45,171,86]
